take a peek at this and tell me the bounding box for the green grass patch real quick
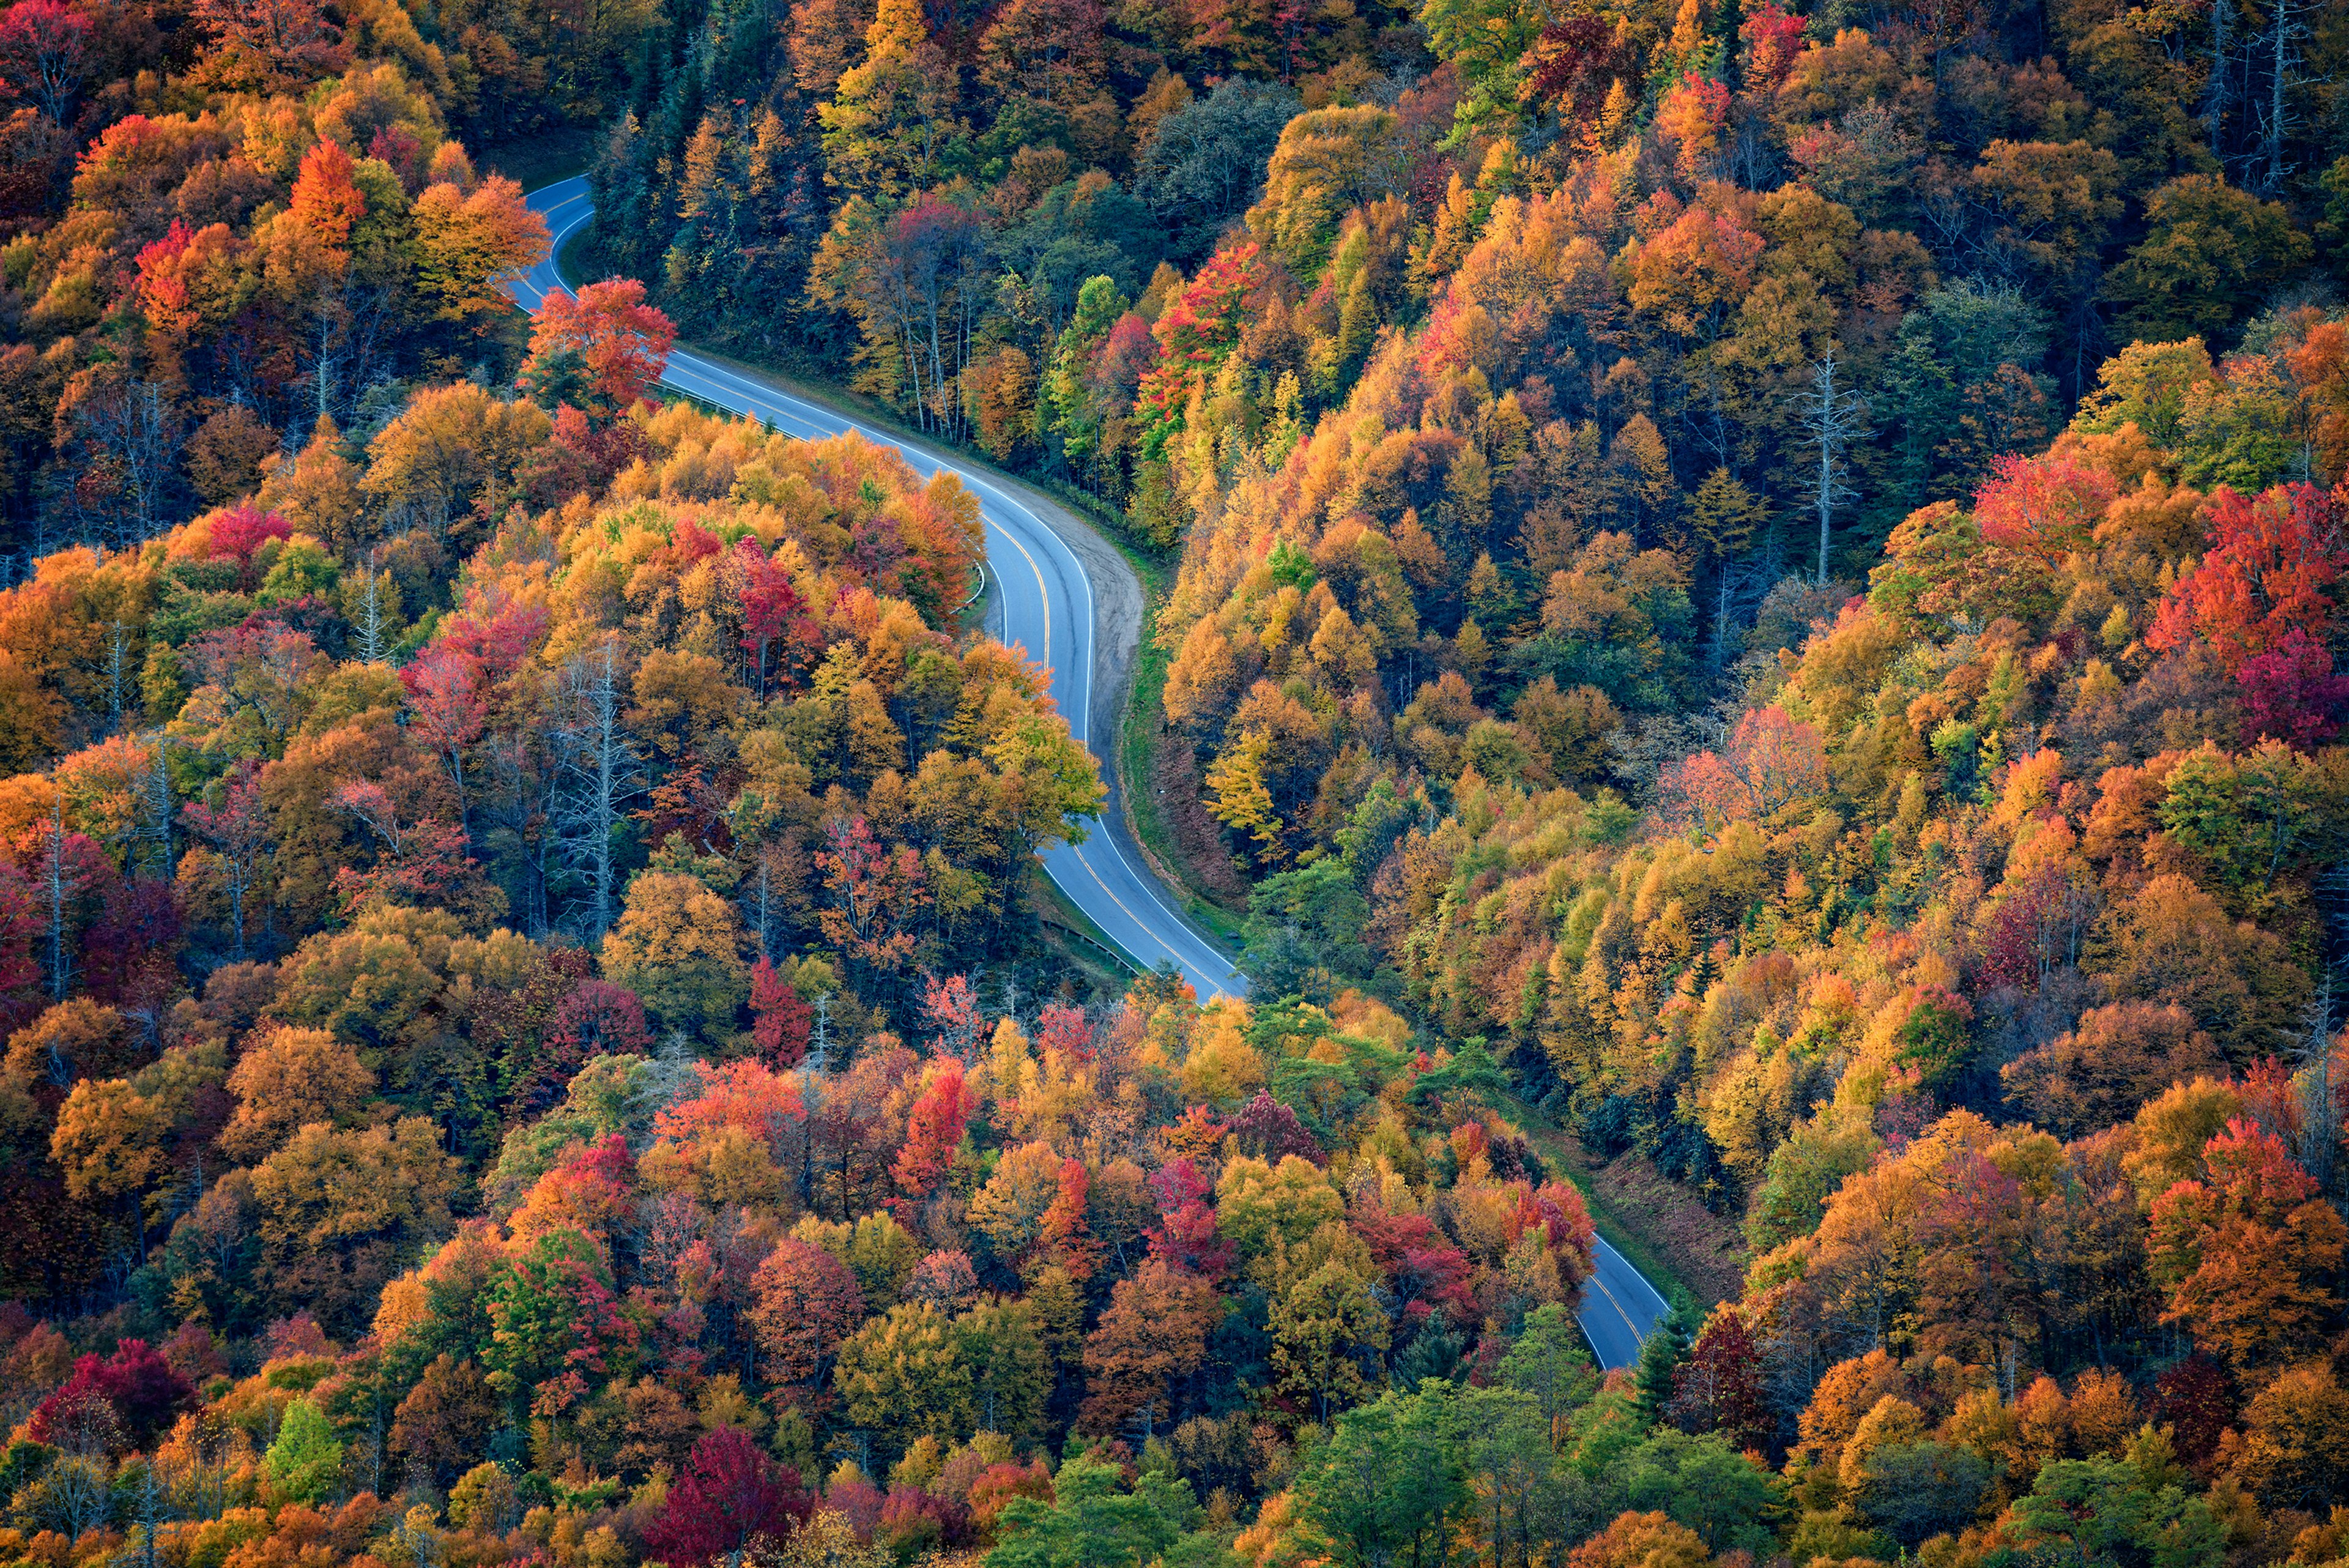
[1119,624,1250,944]
[557,222,597,286]
[480,127,598,193]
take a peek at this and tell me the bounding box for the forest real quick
[0,0,2346,1562]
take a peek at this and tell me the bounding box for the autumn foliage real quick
[0,0,2344,1561]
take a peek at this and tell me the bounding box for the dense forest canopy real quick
[0,0,2346,1565]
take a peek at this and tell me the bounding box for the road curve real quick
[1576,1236,1675,1372]
[514,182,1674,1368]
[514,178,1248,1001]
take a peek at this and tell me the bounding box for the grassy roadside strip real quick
[1506,1096,1703,1320]
[482,129,596,196]
[557,223,596,286]
[1114,572,1252,949]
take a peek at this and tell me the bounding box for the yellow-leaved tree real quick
[600,870,749,1046]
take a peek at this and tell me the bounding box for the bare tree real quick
[75,377,184,546]
[483,729,562,939]
[2297,980,2340,1202]
[2258,0,2304,193]
[2205,0,2233,158]
[1795,347,1868,587]
[743,841,791,960]
[184,763,271,960]
[31,1453,114,1538]
[0,0,91,122]
[351,552,392,662]
[809,990,834,1072]
[306,304,345,429]
[136,1457,171,1568]
[136,732,174,877]
[103,620,133,732]
[41,796,76,998]
[555,637,647,943]
[825,198,990,443]
[1704,555,1771,674]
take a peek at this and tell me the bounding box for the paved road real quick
[513,178,1247,1001]
[1576,1236,1675,1371]
[513,182,1675,1367]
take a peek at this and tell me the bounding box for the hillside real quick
[0,0,2342,1566]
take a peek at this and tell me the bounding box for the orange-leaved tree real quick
[519,277,678,422]
[2147,1117,2347,1369]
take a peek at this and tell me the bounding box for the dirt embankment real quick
[1144,696,1253,906]
[970,459,1245,916]
[1520,1116,1751,1310]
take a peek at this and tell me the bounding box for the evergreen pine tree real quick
[1633,1303,1696,1418]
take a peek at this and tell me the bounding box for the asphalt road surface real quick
[513,179,1672,1367]
[1576,1236,1675,1371]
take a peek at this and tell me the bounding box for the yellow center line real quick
[1067,842,1192,973]
[1586,1269,1646,1351]
[985,515,1052,690]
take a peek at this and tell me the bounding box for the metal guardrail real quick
[1041,915,1139,976]
[954,561,987,618]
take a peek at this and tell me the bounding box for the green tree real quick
[1453,1386,1611,1568]
[1857,1442,1991,1550]
[1745,1115,1880,1251]
[848,1211,922,1302]
[2103,176,2312,343]
[1044,276,1128,468]
[2003,1456,2224,1568]
[1215,1155,1344,1261]
[483,1229,620,1408]
[1292,1384,1468,1568]
[1633,1306,1696,1417]
[956,1297,1050,1440]
[989,1451,1196,1568]
[1499,1303,1599,1446]
[1405,1038,1505,1117]
[834,1302,973,1458]
[1622,1429,1783,1554]
[1243,108,1407,275]
[1271,1261,1391,1423]
[2156,740,2321,900]
[1416,0,1546,140]
[263,1399,343,1504]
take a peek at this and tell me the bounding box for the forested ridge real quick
[0,0,2347,1564]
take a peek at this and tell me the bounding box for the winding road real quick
[511,177,1672,1368]
[516,177,1245,1003]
